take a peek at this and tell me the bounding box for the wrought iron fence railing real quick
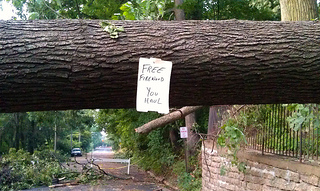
[245,104,320,162]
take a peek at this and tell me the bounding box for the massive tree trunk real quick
[1,20,320,113]
[280,0,318,21]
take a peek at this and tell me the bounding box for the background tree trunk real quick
[168,0,185,150]
[280,0,318,21]
[14,113,20,150]
[207,106,229,137]
[185,112,199,156]
[173,0,199,158]
[169,128,180,150]
[174,0,185,20]
[1,20,320,112]
[28,120,35,154]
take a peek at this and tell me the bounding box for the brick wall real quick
[202,140,320,191]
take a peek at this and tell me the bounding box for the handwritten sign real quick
[136,58,172,114]
[180,127,188,138]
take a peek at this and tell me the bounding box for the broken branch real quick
[135,106,203,134]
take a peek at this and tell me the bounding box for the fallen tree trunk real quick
[135,106,202,134]
[1,20,320,112]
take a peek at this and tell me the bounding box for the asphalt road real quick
[26,147,171,191]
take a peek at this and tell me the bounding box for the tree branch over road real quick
[135,106,202,134]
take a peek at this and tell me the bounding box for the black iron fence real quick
[245,104,320,162]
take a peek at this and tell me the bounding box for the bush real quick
[132,129,176,174]
[0,148,74,190]
[172,154,202,191]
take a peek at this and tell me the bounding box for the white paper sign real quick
[136,58,172,114]
[180,127,188,138]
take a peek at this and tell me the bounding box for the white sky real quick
[0,1,17,20]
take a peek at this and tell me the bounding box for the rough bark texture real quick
[280,0,318,21]
[207,106,223,135]
[135,106,202,134]
[1,20,320,112]
[185,112,199,156]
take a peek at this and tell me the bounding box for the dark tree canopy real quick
[1,19,320,112]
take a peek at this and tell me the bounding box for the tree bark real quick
[185,112,199,156]
[280,0,318,21]
[207,106,228,137]
[1,20,320,112]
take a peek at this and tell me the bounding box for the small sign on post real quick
[136,58,172,114]
[180,127,188,138]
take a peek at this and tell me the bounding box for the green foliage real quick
[117,2,135,20]
[319,2,320,18]
[286,104,320,131]
[218,121,246,149]
[8,0,126,20]
[27,0,60,19]
[95,107,208,189]
[0,110,95,156]
[135,128,176,174]
[81,130,94,152]
[220,165,227,176]
[82,0,127,19]
[77,168,104,184]
[11,0,27,19]
[95,109,160,152]
[195,107,210,133]
[172,154,202,191]
[218,119,247,172]
[0,148,73,190]
[8,0,281,22]
[217,106,259,173]
[183,0,280,20]
[96,109,185,176]
[100,21,125,39]
[177,172,202,191]
[117,0,173,20]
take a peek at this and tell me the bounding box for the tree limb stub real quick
[135,106,203,134]
[1,20,320,112]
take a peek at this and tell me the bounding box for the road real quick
[26,147,171,191]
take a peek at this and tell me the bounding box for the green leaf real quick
[217,136,225,147]
[110,34,118,39]
[110,32,118,36]
[100,21,111,28]
[28,12,39,20]
[238,162,246,173]
[220,165,227,176]
[116,27,125,32]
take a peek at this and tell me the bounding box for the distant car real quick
[71,148,82,157]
